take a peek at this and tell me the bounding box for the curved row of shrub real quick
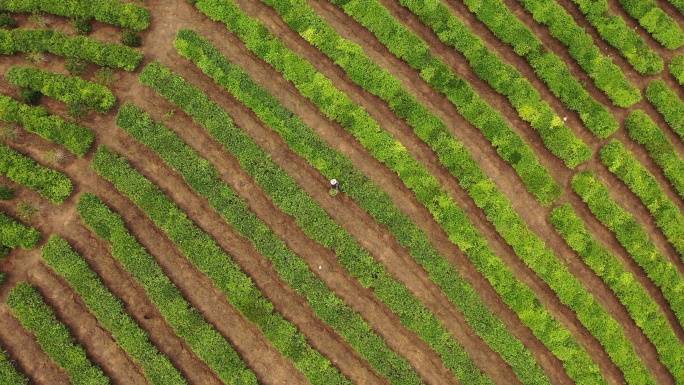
[600,140,684,259]
[177,25,607,384]
[138,61,535,384]
[444,0,618,137]
[0,211,39,250]
[0,348,27,385]
[0,145,72,204]
[625,110,684,201]
[511,0,643,106]
[92,146,350,385]
[77,193,257,385]
[616,0,684,49]
[670,55,684,86]
[570,0,663,74]
[40,235,187,385]
[390,0,616,140]
[572,170,684,327]
[0,93,93,156]
[5,281,109,385]
[551,203,684,379]
[267,0,565,203]
[645,80,684,143]
[6,66,115,114]
[116,102,422,385]
[0,29,142,71]
[0,0,150,30]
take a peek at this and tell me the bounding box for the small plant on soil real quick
[0,185,15,200]
[71,17,92,35]
[28,12,50,28]
[65,58,87,76]
[0,125,22,141]
[44,148,70,165]
[163,109,175,121]
[95,67,117,86]
[68,101,89,121]
[121,29,142,47]
[16,200,38,220]
[0,13,17,29]
[24,51,45,64]
[19,89,41,105]
[329,189,339,196]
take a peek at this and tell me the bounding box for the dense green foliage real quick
[0,29,142,70]
[116,102,421,384]
[173,27,610,383]
[515,0,642,106]
[0,348,27,385]
[572,171,684,327]
[5,282,109,385]
[645,80,684,142]
[670,54,684,86]
[0,211,39,249]
[92,146,350,385]
[625,110,684,200]
[139,61,542,384]
[0,144,72,203]
[550,204,684,379]
[77,193,257,385]
[616,0,684,49]
[0,94,93,156]
[388,0,617,139]
[0,0,150,30]
[267,0,564,204]
[41,235,186,385]
[6,66,116,113]
[600,140,684,259]
[570,0,662,74]
[440,0,617,136]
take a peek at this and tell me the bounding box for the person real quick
[330,178,339,190]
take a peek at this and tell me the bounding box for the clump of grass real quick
[44,148,70,165]
[16,200,38,220]
[95,67,116,86]
[24,51,45,64]
[0,125,23,141]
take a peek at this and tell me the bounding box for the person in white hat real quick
[330,179,339,190]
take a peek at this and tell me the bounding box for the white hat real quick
[330,179,338,184]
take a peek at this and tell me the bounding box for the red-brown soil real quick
[1,0,683,384]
